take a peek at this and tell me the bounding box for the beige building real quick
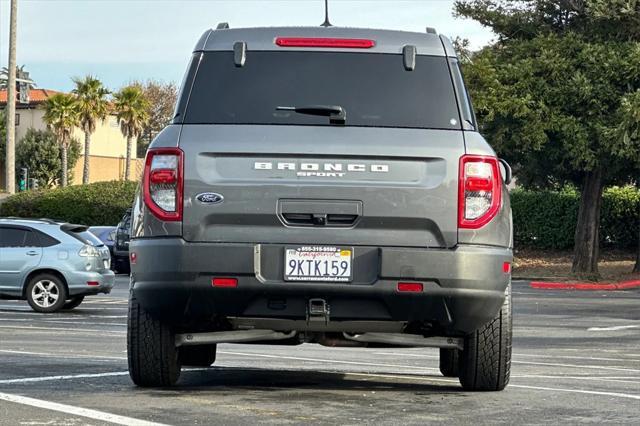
[1,88,142,189]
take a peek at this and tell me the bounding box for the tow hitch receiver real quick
[307,298,330,324]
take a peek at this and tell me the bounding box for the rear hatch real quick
[178,47,465,248]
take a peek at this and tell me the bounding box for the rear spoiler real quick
[60,223,89,233]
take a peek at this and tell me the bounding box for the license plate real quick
[284,246,353,282]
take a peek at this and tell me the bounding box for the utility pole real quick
[5,0,18,194]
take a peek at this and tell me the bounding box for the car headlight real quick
[78,245,100,257]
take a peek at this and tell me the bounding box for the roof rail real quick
[426,27,437,34]
[216,22,230,30]
[37,218,64,224]
[0,217,63,225]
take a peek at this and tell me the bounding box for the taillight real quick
[143,148,183,221]
[275,37,375,48]
[458,155,502,229]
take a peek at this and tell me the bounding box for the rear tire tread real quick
[128,296,181,387]
[459,282,512,391]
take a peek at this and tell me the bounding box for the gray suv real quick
[128,25,513,391]
[0,218,115,312]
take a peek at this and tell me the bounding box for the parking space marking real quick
[513,360,640,372]
[0,371,128,385]
[0,392,166,425]
[0,349,126,362]
[511,375,640,384]
[588,325,640,331]
[375,351,640,363]
[373,352,640,372]
[508,385,640,400]
[0,318,126,328]
[0,325,125,334]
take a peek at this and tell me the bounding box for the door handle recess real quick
[26,251,39,256]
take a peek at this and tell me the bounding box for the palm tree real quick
[72,76,110,184]
[113,86,149,180]
[43,93,80,187]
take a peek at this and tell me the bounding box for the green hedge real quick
[511,186,639,250]
[0,181,637,250]
[0,181,138,226]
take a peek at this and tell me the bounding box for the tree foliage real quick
[0,110,6,163]
[456,24,640,188]
[113,85,150,180]
[455,0,640,276]
[16,129,80,188]
[72,75,110,184]
[43,93,81,187]
[133,80,178,157]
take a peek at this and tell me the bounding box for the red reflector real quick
[130,252,137,265]
[503,262,511,274]
[397,282,423,292]
[212,277,238,288]
[149,168,177,184]
[275,37,375,48]
[87,281,99,286]
[465,176,492,191]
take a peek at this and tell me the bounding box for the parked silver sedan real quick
[0,218,115,312]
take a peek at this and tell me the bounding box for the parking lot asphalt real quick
[0,277,638,425]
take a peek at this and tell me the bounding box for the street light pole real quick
[5,0,18,194]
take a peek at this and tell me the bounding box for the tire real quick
[26,274,68,313]
[459,281,512,391]
[63,296,85,310]
[439,348,460,377]
[180,344,217,367]
[127,296,181,387]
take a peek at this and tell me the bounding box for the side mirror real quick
[499,159,512,185]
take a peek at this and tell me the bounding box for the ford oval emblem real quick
[196,192,224,204]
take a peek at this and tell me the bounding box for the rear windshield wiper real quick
[276,104,346,125]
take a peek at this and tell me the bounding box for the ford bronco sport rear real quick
[127,25,513,391]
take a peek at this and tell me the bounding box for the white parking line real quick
[0,349,126,362]
[0,371,128,385]
[508,385,640,400]
[511,375,639,384]
[513,360,640,373]
[372,352,640,372]
[0,325,125,334]
[374,351,640,363]
[0,392,167,425]
[0,318,126,327]
[588,325,640,331]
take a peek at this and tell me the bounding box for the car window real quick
[0,226,60,248]
[0,227,28,247]
[32,230,60,247]
[181,51,462,130]
[71,230,105,247]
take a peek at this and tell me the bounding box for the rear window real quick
[64,228,104,247]
[181,51,461,130]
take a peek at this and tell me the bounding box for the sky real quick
[0,0,495,92]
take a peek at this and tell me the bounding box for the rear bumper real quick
[66,270,115,296]
[130,239,512,334]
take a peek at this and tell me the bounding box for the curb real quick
[530,280,640,291]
